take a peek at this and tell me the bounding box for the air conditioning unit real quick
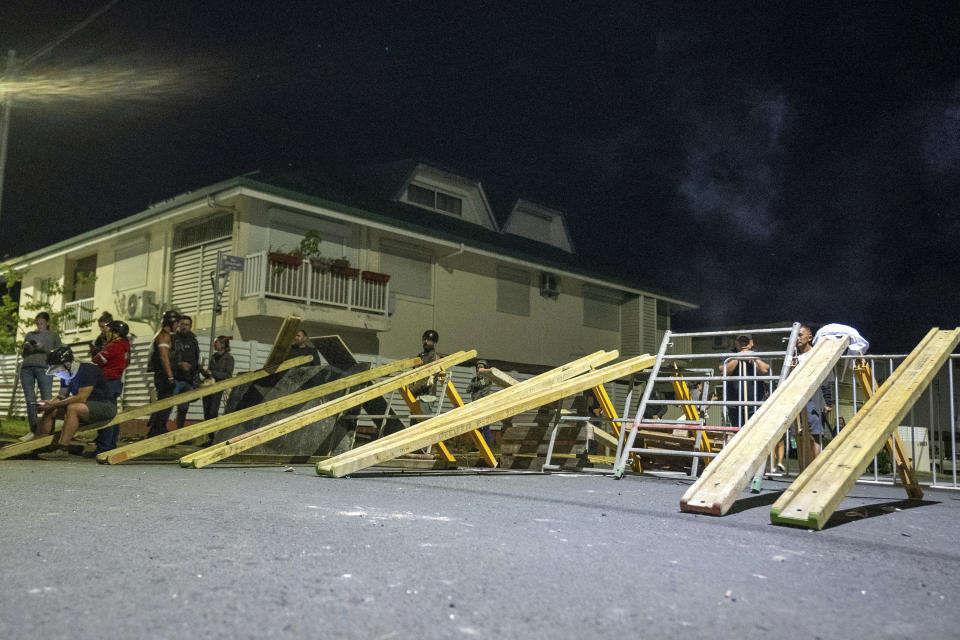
[126,290,157,320]
[539,273,559,299]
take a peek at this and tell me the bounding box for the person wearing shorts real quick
[36,346,118,460]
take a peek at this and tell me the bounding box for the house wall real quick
[9,192,674,370]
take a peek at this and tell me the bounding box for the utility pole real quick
[208,250,227,360]
[0,50,16,232]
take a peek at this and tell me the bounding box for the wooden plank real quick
[482,367,520,388]
[0,355,311,460]
[854,363,922,499]
[179,351,477,468]
[398,385,457,464]
[679,337,848,516]
[314,351,620,472]
[444,381,498,467]
[317,353,656,477]
[770,328,959,529]
[262,315,303,369]
[98,357,421,464]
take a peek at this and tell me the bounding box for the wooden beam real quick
[97,357,421,464]
[770,328,959,530]
[398,384,457,464]
[316,353,656,477]
[179,351,478,468]
[0,355,311,460]
[314,351,620,472]
[262,315,303,369]
[679,337,849,516]
[482,367,520,388]
[444,381,498,467]
[854,363,923,499]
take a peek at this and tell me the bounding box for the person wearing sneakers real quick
[91,320,131,454]
[36,346,117,460]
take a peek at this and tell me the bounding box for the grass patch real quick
[0,417,30,438]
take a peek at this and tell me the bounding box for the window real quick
[583,285,622,331]
[379,239,432,297]
[497,266,530,316]
[113,239,149,292]
[170,214,233,314]
[405,184,462,216]
[69,255,97,302]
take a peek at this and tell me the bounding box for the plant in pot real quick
[330,257,360,278]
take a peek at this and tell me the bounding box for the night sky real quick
[1,1,958,352]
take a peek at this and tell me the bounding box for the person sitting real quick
[36,346,117,460]
[91,320,131,453]
[289,330,322,365]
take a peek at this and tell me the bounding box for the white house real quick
[4,159,696,368]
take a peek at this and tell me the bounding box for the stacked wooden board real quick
[316,351,657,478]
[679,337,849,516]
[770,328,959,529]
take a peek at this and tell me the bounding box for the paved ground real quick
[1,459,958,640]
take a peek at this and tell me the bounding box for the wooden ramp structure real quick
[0,355,310,460]
[97,357,421,464]
[679,336,849,516]
[316,351,657,478]
[179,350,477,468]
[852,361,923,499]
[770,328,960,530]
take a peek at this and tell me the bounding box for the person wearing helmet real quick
[409,329,444,417]
[35,346,117,460]
[146,310,181,437]
[90,319,131,453]
[467,359,496,445]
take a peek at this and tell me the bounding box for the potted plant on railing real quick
[268,248,303,270]
[360,270,391,284]
[330,258,360,278]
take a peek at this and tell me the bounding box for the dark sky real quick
[1,1,959,352]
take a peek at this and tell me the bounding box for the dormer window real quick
[406,183,463,216]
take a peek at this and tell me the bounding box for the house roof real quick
[3,165,697,309]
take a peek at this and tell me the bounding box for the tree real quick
[0,266,97,354]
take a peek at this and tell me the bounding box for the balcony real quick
[62,297,95,334]
[240,251,389,315]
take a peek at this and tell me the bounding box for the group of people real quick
[17,308,235,459]
[723,323,867,471]
[19,311,131,459]
[145,310,234,438]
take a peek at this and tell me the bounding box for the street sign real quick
[219,254,245,272]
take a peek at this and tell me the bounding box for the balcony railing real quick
[62,297,95,333]
[240,251,389,315]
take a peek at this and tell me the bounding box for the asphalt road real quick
[1,460,957,640]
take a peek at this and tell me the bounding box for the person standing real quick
[467,359,496,445]
[791,324,834,468]
[722,334,771,429]
[19,311,62,440]
[172,315,200,430]
[410,329,444,417]
[36,347,117,460]
[289,330,322,365]
[200,336,234,421]
[146,310,180,437]
[91,320,131,453]
[88,311,114,358]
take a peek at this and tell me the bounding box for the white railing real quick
[61,297,96,333]
[241,251,389,315]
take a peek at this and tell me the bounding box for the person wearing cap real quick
[91,320,131,453]
[18,311,62,439]
[409,329,444,417]
[467,359,496,445]
[35,346,117,460]
[146,310,181,437]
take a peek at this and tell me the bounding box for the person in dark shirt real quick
[36,346,117,460]
[410,329,444,417]
[172,315,201,429]
[289,330,322,365]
